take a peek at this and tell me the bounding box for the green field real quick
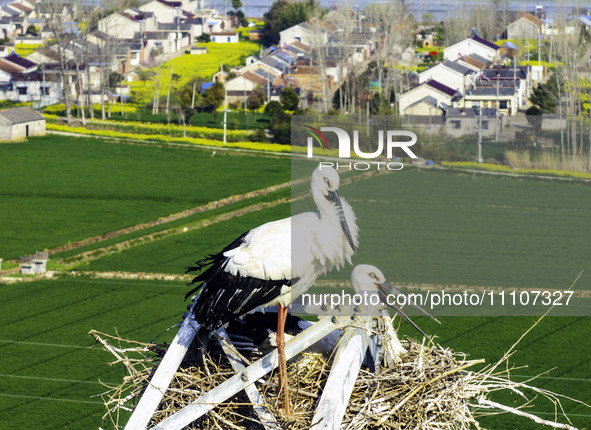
[0,277,182,429]
[0,136,290,259]
[87,168,590,292]
[0,278,588,429]
[2,136,590,429]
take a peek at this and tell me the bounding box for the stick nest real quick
[91,322,584,430]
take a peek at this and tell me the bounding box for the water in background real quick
[205,0,586,20]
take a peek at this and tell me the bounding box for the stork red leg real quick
[276,303,291,414]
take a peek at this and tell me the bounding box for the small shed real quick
[210,31,239,43]
[0,107,45,141]
[19,251,48,275]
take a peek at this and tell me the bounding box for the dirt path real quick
[61,196,292,266]
[48,180,300,257]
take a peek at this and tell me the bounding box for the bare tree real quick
[553,8,586,160]
[40,0,74,123]
[365,0,413,109]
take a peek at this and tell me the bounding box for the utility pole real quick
[477,103,483,163]
[223,86,227,146]
[191,81,196,109]
[222,63,227,146]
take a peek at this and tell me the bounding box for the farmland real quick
[0,278,588,429]
[1,135,590,429]
[0,135,290,259]
[83,168,591,292]
[130,42,261,103]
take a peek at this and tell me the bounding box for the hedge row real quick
[44,104,140,116]
[442,161,591,180]
[45,115,252,142]
[46,123,300,154]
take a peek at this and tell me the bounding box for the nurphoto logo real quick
[304,124,419,171]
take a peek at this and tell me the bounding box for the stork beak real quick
[377,281,440,337]
[326,189,356,253]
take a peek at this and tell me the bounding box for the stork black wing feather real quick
[192,271,291,329]
[185,230,293,329]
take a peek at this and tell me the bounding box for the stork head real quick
[350,264,440,337]
[311,166,356,253]
[311,165,340,197]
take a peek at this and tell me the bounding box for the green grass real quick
[0,135,289,259]
[0,277,588,429]
[53,186,291,263]
[2,158,591,428]
[301,168,591,291]
[0,276,183,429]
[399,315,591,430]
[188,112,270,130]
[83,203,291,273]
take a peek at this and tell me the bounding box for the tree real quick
[264,100,283,117]
[247,85,266,111]
[26,25,38,36]
[201,82,225,112]
[280,87,299,110]
[270,111,291,145]
[526,106,543,142]
[40,0,75,123]
[529,73,559,114]
[251,127,267,142]
[263,0,322,45]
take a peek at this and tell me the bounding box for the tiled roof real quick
[471,35,499,50]
[12,71,59,81]
[466,53,491,65]
[442,60,473,75]
[0,60,21,74]
[241,71,268,86]
[447,107,498,117]
[426,79,458,97]
[0,107,45,124]
[407,95,440,109]
[157,0,182,8]
[466,86,516,96]
[3,53,36,69]
[521,12,543,27]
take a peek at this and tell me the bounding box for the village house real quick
[0,106,45,140]
[11,71,61,104]
[418,60,475,94]
[210,31,238,43]
[507,12,543,39]
[443,35,500,63]
[225,71,268,103]
[456,86,519,116]
[139,0,194,24]
[398,79,462,116]
[98,10,157,40]
[445,107,502,138]
[279,22,323,46]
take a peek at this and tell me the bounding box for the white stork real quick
[351,264,440,337]
[186,165,358,413]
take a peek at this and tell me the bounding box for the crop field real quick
[130,42,261,103]
[2,139,590,429]
[0,277,182,429]
[0,277,588,429]
[0,135,290,259]
[87,168,590,292]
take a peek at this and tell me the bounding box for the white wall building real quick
[444,35,500,63]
